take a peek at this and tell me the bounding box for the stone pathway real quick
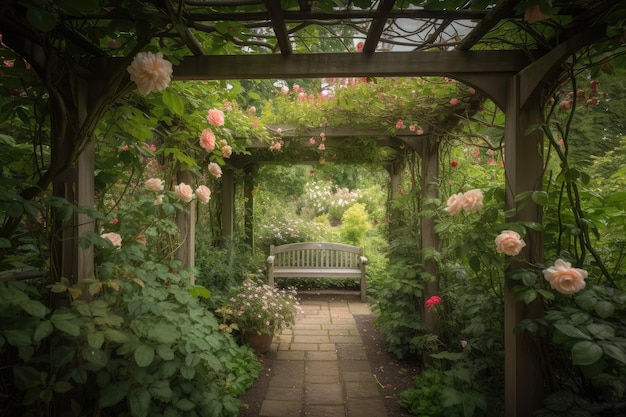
[256,294,388,417]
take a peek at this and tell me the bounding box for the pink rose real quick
[543,259,588,295]
[444,193,464,216]
[396,120,404,129]
[207,109,225,126]
[495,230,526,256]
[462,189,483,212]
[318,144,325,151]
[450,98,459,105]
[200,128,216,151]
[144,178,164,192]
[126,51,173,96]
[175,182,193,202]
[208,162,223,178]
[101,232,122,248]
[195,185,212,204]
[281,85,289,94]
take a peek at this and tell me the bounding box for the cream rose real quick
[462,189,483,212]
[495,230,526,256]
[154,194,164,205]
[543,259,588,295]
[195,185,212,204]
[208,162,223,178]
[221,145,232,158]
[445,193,464,216]
[144,178,164,192]
[207,109,225,126]
[126,51,173,96]
[101,232,122,248]
[175,182,193,202]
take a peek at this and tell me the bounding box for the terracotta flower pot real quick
[243,330,274,353]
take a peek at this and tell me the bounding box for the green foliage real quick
[0,256,261,417]
[340,203,371,246]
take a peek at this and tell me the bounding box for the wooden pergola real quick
[1,1,624,415]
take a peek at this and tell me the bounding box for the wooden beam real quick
[518,25,605,108]
[167,51,528,80]
[264,0,292,54]
[362,0,396,53]
[503,75,545,417]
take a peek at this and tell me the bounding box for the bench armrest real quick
[267,255,275,265]
[359,256,368,265]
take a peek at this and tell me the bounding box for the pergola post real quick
[50,78,94,287]
[175,170,196,282]
[221,168,236,238]
[418,136,441,343]
[503,74,545,417]
[243,164,257,249]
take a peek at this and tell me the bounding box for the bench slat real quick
[267,242,367,302]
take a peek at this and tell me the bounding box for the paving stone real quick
[295,329,330,336]
[277,351,306,360]
[305,361,339,376]
[265,386,304,401]
[305,382,344,405]
[303,405,347,416]
[345,398,387,417]
[307,351,338,361]
[293,335,331,344]
[305,374,340,384]
[259,399,302,417]
[335,345,367,360]
[329,335,363,344]
[289,343,321,351]
[318,343,337,351]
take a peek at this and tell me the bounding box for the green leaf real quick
[88,331,105,349]
[134,344,155,367]
[599,341,626,364]
[190,285,211,299]
[129,387,151,417]
[156,344,175,360]
[51,313,81,336]
[83,347,108,368]
[0,237,11,248]
[175,398,196,411]
[531,191,548,205]
[162,90,185,116]
[21,299,48,318]
[594,301,615,319]
[3,329,32,347]
[104,329,130,343]
[586,323,615,340]
[53,380,73,394]
[149,380,173,401]
[33,321,54,343]
[26,7,58,32]
[13,366,41,390]
[571,341,602,365]
[553,323,591,340]
[100,383,128,408]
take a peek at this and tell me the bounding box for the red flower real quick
[451,161,458,168]
[425,296,441,309]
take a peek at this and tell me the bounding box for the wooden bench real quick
[267,242,368,302]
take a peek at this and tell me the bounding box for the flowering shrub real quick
[302,180,361,221]
[218,280,303,335]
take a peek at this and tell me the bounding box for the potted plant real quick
[218,279,303,352]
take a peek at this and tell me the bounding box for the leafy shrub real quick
[340,203,371,246]
[0,254,261,417]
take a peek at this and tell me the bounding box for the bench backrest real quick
[270,242,363,269]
